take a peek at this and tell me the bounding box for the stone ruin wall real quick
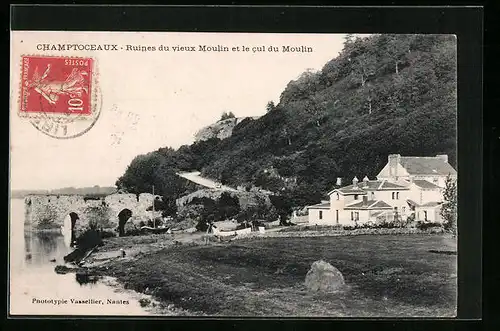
[24,193,162,231]
[175,189,272,210]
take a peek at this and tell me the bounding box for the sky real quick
[10,31,354,190]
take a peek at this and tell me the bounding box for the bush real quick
[416,221,443,231]
[75,228,103,251]
[343,220,403,230]
[196,220,210,232]
[124,228,143,236]
[83,205,112,228]
[100,230,116,239]
[251,220,265,228]
[36,205,59,229]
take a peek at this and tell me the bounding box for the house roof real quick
[328,180,409,195]
[306,202,331,209]
[406,199,442,208]
[399,157,457,176]
[344,199,393,210]
[406,199,419,207]
[413,179,441,189]
[420,201,442,208]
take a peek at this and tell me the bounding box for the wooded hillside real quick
[116,34,457,207]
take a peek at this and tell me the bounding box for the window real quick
[402,206,406,213]
[396,192,400,199]
[354,212,359,221]
[319,211,323,220]
[371,192,375,200]
[354,194,359,200]
[351,212,354,220]
[392,192,395,199]
[336,193,339,200]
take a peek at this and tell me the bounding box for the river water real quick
[9,198,153,316]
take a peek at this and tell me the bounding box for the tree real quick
[343,33,356,47]
[352,51,377,88]
[217,192,240,221]
[160,198,178,217]
[269,194,293,225]
[266,101,276,113]
[440,174,457,234]
[385,34,413,75]
[220,111,236,121]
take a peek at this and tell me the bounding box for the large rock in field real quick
[305,260,345,292]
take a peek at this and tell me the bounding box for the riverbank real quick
[79,231,457,316]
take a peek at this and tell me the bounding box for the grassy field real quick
[94,234,457,317]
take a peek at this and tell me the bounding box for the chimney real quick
[352,176,359,188]
[362,176,369,188]
[336,177,342,186]
[388,154,401,178]
[436,154,448,163]
[362,195,368,205]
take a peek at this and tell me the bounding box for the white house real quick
[307,154,457,225]
[376,154,456,188]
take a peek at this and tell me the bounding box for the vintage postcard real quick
[9,31,458,317]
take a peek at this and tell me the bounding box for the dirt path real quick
[176,171,237,191]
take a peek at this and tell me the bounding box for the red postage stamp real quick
[20,56,94,116]
[18,55,101,139]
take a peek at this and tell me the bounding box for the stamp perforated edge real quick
[17,54,100,122]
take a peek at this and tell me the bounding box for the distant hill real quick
[11,186,117,198]
[10,189,50,199]
[116,34,457,207]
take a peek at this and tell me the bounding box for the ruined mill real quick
[24,193,162,231]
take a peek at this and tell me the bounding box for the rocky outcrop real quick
[194,117,259,142]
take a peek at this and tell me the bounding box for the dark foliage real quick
[416,221,443,231]
[220,111,236,121]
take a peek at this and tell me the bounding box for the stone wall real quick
[24,193,162,230]
[175,188,271,210]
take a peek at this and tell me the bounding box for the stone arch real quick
[117,208,133,237]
